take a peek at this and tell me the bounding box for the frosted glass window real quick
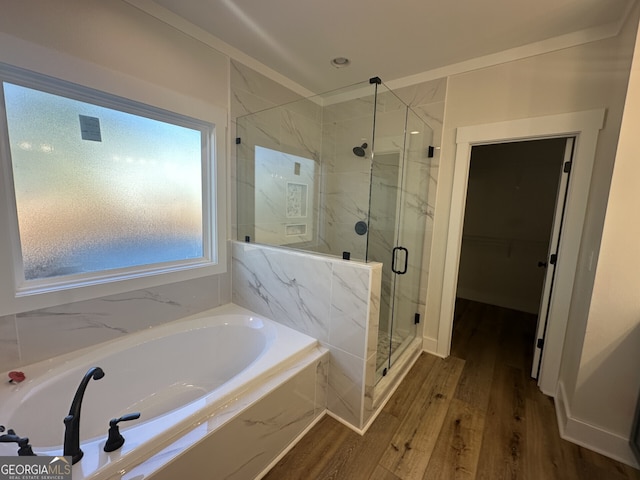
[2,81,209,282]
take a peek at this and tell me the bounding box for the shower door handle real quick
[391,247,408,275]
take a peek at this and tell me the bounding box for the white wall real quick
[0,0,228,111]
[423,6,640,465]
[425,9,639,348]
[557,14,640,465]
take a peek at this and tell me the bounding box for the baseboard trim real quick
[556,381,640,469]
[422,335,442,357]
[455,290,539,315]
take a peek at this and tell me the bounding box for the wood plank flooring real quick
[263,299,640,480]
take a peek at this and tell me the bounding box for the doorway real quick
[437,109,605,395]
[454,138,570,377]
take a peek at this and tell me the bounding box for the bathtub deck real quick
[263,300,640,480]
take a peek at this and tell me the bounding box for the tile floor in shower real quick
[376,330,405,374]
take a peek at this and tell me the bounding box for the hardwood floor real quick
[263,299,640,480]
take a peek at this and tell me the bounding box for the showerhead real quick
[353,142,368,157]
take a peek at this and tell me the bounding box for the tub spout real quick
[64,367,104,464]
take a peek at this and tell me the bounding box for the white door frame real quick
[438,109,604,396]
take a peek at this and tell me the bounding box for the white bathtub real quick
[0,304,325,480]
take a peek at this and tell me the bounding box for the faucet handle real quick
[110,413,141,426]
[0,429,36,456]
[0,432,21,443]
[104,413,141,453]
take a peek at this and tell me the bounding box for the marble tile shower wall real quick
[230,60,446,269]
[231,241,381,429]
[229,60,447,378]
[319,98,375,259]
[321,80,445,246]
[0,275,228,372]
[320,80,446,338]
[231,60,311,243]
[235,100,323,248]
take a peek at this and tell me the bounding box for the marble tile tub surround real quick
[0,273,229,371]
[231,240,382,430]
[130,348,328,480]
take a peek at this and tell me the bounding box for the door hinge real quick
[537,338,544,350]
[549,253,558,265]
[235,137,241,144]
[563,161,572,173]
[414,313,421,324]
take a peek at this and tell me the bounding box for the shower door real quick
[371,105,429,380]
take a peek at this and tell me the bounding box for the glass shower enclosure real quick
[235,78,433,383]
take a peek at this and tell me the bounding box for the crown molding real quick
[386,12,635,91]
[123,0,316,98]
[125,0,637,95]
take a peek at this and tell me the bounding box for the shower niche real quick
[236,78,434,384]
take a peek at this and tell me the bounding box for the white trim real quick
[438,109,605,396]
[125,0,633,96]
[0,61,228,316]
[385,15,631,91]
[422,335,440,357]
[556,381,640,469]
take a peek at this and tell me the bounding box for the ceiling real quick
[148,0,635,93]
